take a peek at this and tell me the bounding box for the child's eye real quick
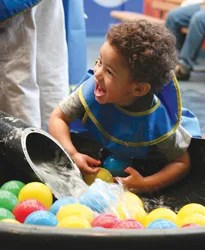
[95,59,102,66]
[107,69,113,76]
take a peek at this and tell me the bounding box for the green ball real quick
[0,207,15,220]
[1,180,25,197]
[0,190,18,211]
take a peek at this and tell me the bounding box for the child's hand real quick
[72,152,101,174]
[114,167,147,194]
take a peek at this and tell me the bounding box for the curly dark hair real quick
[106,19,178,93]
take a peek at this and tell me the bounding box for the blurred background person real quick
[0,0,87,130]
[166,2,205,80]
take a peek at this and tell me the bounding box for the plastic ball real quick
[120,191,144,208]
[91,226,106,231]
[80,189,108,213]
[13,199,47,223]
[114,202,147,225]
[1,218,20,224]
[79,179,116,213]
[91,213,121,228]
[1,180,25,197]
[57,215,91,228]
[50,196,79,215]
[18,182,53,209]
[182,223,201,228]
[83,167,114,185]
[56,203,94,223]
[0,190,18,211]
[144,207,177,227]
[113,219,144,229]
[103,156,130,176]
[177,213,205,227]
[24,210,58,226]
[0,208,15,220]
[177,203,205,226]
[147,219,177,229]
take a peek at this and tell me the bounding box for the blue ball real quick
[24,210,58,226]
[147,219,177,229]
[103,156,130,176]
[50,196,78,215]
[79,179,116,213]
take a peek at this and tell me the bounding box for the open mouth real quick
[94,83,106,97]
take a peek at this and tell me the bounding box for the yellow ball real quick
[177,203,205,220]
[56,203,94,223]
[0,218,20,224]
[18,182,53,209]
[83,167,114,185]
[178,213,205,227]
[131,206,147,225]
[144,207,177,227]
[177,203,205,226]
[121,191,144,208]
[57,215,91,228]
[114,202,147,225]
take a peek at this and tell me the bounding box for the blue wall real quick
[84,0,143,36]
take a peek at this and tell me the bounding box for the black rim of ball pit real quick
[0,222,205,249]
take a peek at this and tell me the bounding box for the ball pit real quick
[1,112,205,249]
[0,173,205,250]
[3,178,205,233]
[0,178,204,234]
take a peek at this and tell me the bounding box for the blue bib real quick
[77,70,201,162]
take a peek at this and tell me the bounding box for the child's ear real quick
[132,82,151,97]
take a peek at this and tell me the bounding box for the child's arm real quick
[115,150,191,194]
[48,107,101,174]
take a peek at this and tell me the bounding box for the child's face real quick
[93,41,137,107]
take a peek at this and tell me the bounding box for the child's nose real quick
[94,66,103,79]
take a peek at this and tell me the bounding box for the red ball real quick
[113,219,144,229]
[182,223,201,228]
[91,213,121,228]
[13,199,47,223]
